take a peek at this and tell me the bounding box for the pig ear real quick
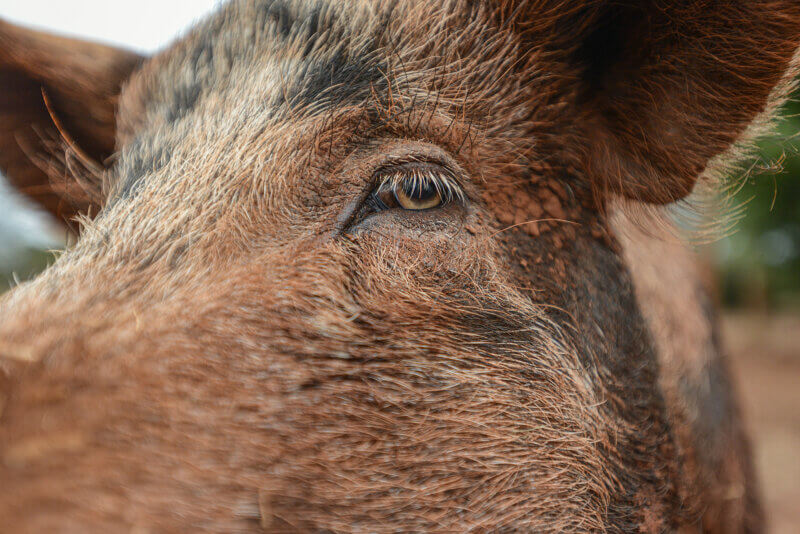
[0,20,143,221]
[509,1,800,204]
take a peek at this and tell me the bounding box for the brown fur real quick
[1,1,799,531]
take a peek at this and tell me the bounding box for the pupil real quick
[403,179,436,200]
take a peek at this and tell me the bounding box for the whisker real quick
[489,218,581,239]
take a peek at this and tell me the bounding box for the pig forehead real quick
[122,0,394,134]
[110,0,405,203]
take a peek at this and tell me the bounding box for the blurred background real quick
[1,2,798,531]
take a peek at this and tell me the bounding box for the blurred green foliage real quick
[714,91,800,310]
[0,247,54,293]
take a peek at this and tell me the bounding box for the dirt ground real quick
[722,312,800,534]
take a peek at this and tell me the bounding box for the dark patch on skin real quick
[112,139,171,202]
[164,83,203,124]
[187,38,217,78]
[258,0,294,39]
[254,0,328,60]
[497,222,683,529]
[302,5,323,57]
[261,2,392,109]
[453,302,555,357]
[288,40,386,110]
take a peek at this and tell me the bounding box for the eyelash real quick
[369,161,465,211]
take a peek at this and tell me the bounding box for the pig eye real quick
[370,161,463,212]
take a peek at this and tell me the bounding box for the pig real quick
[1,1,798,531]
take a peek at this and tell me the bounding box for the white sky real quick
[0,1,222,262]
[0,1,221,52]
